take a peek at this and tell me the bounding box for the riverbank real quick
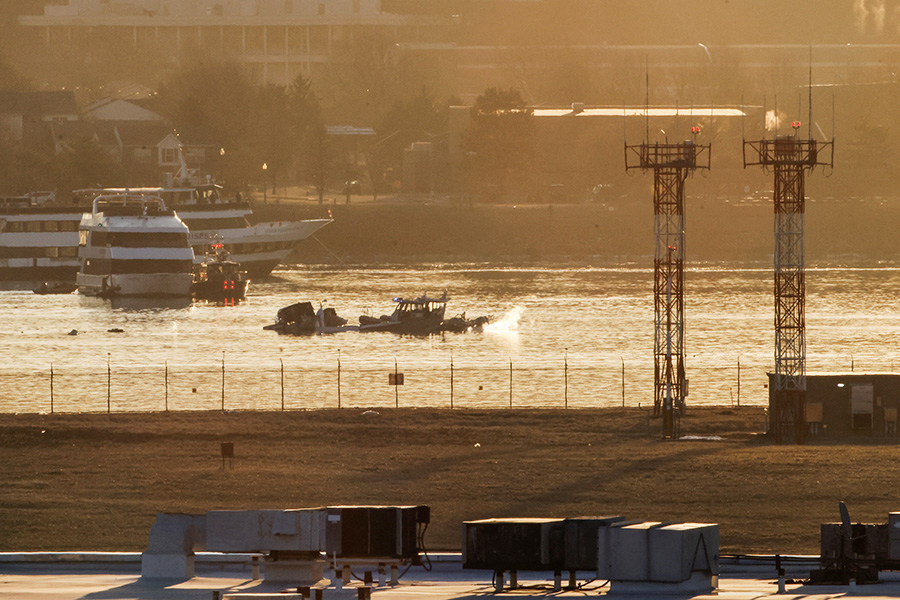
[2,407,898,555]
[252,195,900,267]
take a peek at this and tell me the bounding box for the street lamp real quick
[262,162,268,203]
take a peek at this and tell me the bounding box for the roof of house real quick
[0,91,79,117]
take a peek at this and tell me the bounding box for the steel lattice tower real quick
[626,135,709,439]
[743,126,833,444]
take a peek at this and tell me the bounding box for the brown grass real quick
[1,407,898,554]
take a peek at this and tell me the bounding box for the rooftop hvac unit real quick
[204,509,328,583]
[205,508,325,553]
[564,516,627,571]
[324,505,429,564]
[462,518,566,571]
[598,521,719,594]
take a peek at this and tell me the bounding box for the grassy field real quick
[2,406,899,554]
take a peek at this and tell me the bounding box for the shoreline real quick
[3,407,897,555]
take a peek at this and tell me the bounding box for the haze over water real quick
[2,260,899,414]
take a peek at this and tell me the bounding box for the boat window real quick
[60,247,78,257]
[26,221,40,232]
[45,247,58,257]
[3,221,22,232]
[59,221,79,232]
[181,217,248,230]
[106,232,188,248]
[90,231,109,246]
[84,258,193,275]
[43,221,59,232]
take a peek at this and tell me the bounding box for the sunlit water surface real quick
[2,263,899,413]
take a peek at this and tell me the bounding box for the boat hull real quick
[77,272,193,297]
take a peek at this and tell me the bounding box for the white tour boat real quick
[76,193,194,297]
[0,177,330,287]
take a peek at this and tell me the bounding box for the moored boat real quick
[0,174,331,286]
[76,193,194,297]
[192,243,249,302]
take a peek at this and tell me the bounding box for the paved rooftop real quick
[3,553,900,599]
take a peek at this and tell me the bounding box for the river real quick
[2,262,899,413]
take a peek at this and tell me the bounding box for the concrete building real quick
[18,0,446,85]
[767,372,900,438]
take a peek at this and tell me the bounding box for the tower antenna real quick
[808,46,814,140]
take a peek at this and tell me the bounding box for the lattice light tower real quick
[626,129,709,439]
[743,122,833,444]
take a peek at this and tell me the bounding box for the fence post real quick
[509,358,513,409]
[107,352,111,414]
[450,351,454,409]
[280,358,285,411]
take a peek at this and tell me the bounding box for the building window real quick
[161,148,178,164]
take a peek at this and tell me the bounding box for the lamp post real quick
[262,162,268,203]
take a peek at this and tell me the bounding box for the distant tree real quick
[53,136,125,192]
[370,88,457,198]
[463,87,535,201]
[309,123,330,204]
[158,60,323,192]
[0,52,31,91]
[157,60,258,187]
[321,30,399,125]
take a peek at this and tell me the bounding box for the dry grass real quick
[1,407,898,554]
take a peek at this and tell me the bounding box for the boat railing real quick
[92,193,169,216]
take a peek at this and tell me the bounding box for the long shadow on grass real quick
[495,443,725,514]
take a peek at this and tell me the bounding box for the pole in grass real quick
[221,350,225,412]
[394,357,399,408]
[280,358,285,411]
[164,360,168,412]
[50,362,54,414]
[564,348,568,409]
[509,358,513,409]
[107,352,111,414]
[621,357,625,407]
[337,349,342,409]
[450,349,454,409]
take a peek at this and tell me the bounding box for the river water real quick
[2,262,899,414]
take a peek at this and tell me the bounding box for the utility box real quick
[889,513,900,560]
[325,505,429,563]
[462,518,566,571]
[597,521,661,581]
[206,509,325,553]
[648,523,719,582]
[563,516,626,571]
[598,521,719,594]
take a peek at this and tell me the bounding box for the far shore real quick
[2,406,898,555]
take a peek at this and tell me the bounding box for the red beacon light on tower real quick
[791,121,801,130]
[691,126,701,135]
